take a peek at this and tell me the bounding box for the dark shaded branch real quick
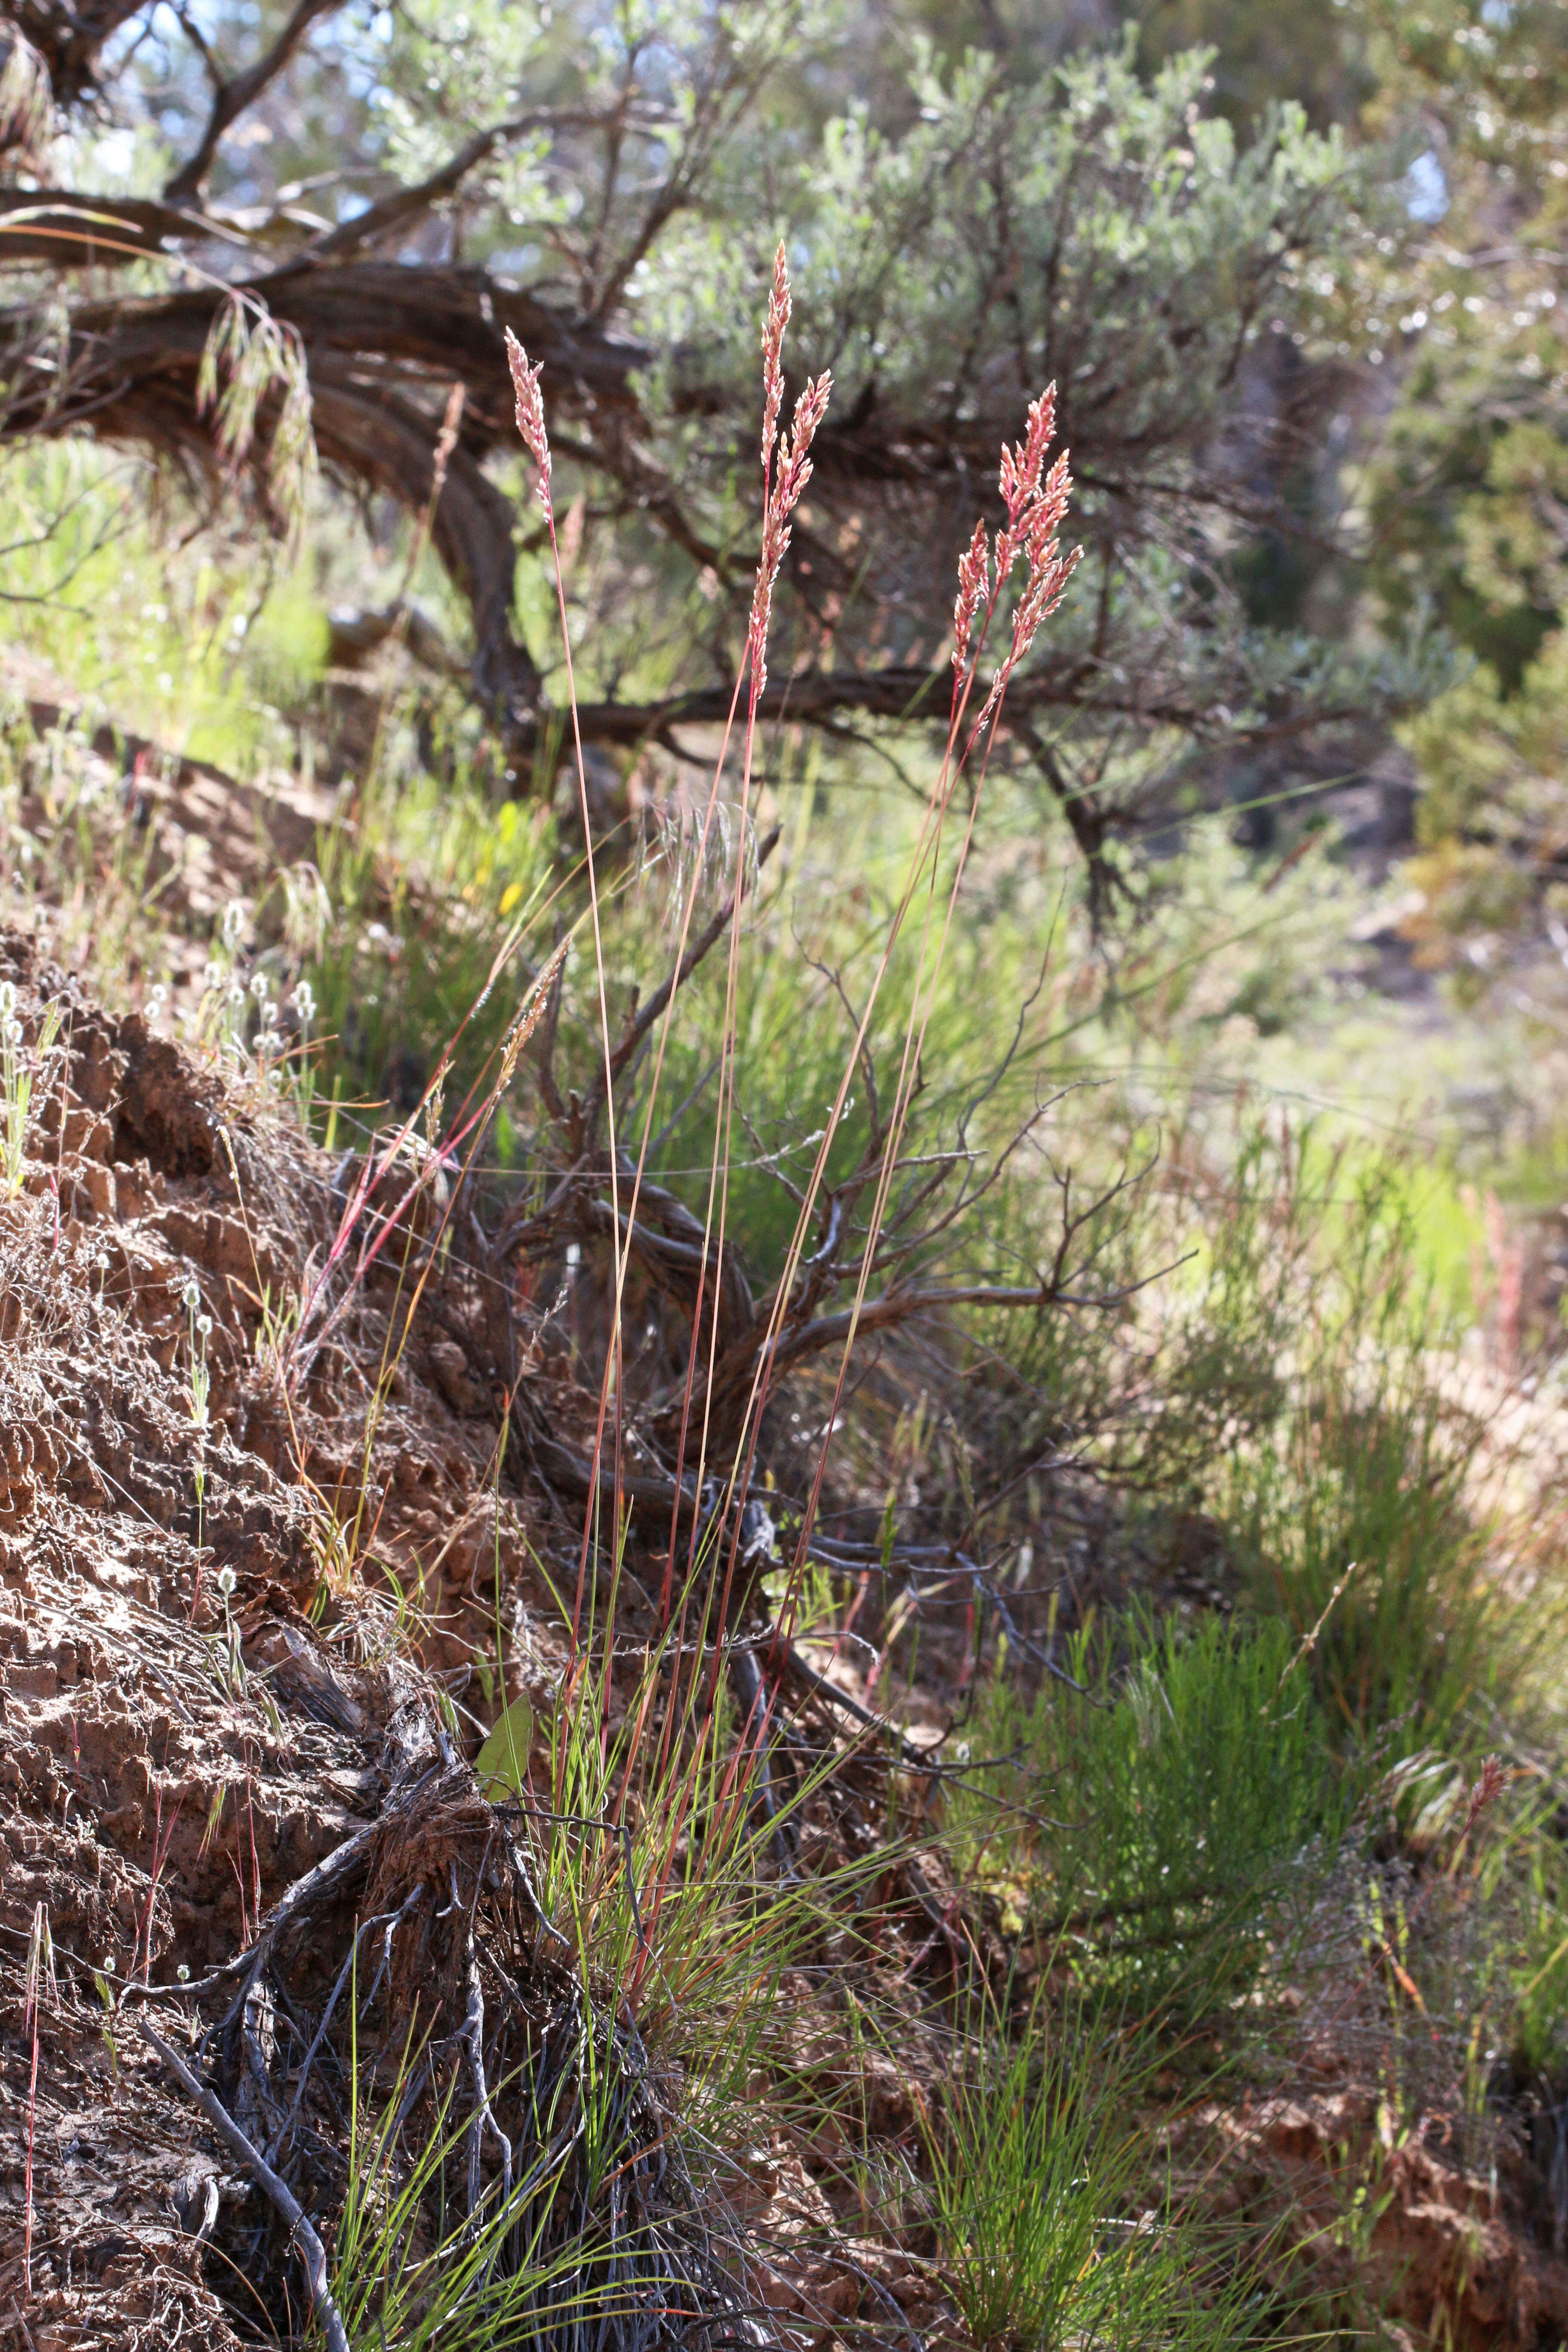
[1011,716,1127,936]
[560,662,1368,761]
[165,0,346,205]
[8,0,145,111]
[0,245,1383,791]
[0,269,584,724]
[306,108,652,261]
[325,603,465,676]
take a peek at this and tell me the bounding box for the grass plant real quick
[0,978,61,1195]
[920,1976,1256,2352]
[947,1613,1354,2026]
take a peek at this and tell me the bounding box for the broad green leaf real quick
[475,1694,535,1804]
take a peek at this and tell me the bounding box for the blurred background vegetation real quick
[2,0,1567,1305]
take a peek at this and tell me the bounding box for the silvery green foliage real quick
[626,37,1420,748]
[50,4,1433,868]
[362,12,1421,822]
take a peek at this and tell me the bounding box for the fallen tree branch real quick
[0,189,251,265]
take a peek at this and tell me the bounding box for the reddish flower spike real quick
[998,385,1058,524]
[504,328,553,520]
[760,241,792,474]
[952,521,989,677]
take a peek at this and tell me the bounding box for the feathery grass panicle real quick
[998,384,1060,541]
[952,517,990,679]
[747,243,831,704]
[504,328,553,522]
[971,392,1081,736]
[759,238,791,472]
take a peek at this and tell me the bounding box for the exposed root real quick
[137,2019,350,2352]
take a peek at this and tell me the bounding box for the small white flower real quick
[1,1018,20,1048]
[250,972,270,1002]
[203,960,225,990]
[292,980,315,1023]
[182,1278,200,1310]
[221,900,245,948]
[149,983,168,1006]
[0,980,13,1017]
[216,1566,237,1599]
[196,1314,213,1336]
[177,1963,190,1981]
[227,983,245,1009]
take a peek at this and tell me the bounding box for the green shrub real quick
[949,1613,1351,2024]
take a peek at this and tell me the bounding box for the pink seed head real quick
[966,388,1081,737]
[952,521,989,677]
[747,365,832,702]
[760,240,793,473]
[776,371,831,503]
[998,384,1059,524]
[504,328,553,518]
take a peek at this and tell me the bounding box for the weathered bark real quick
[0,261,649,737]
[8,0,144,110]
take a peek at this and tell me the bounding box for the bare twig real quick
[264,1886,426,2166]
[454,1861,514,2217]
[139,2018,351,2352]
[306,107,658,260]
[585,822,781,1133]
[119,1807,390,2011]
[165,0,345,205]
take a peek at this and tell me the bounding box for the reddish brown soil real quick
[0,935,563,2344]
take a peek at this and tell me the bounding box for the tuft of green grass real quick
[1220,1341,1498,1755]
[0,980,62,1196]
[920,1976,1258,2352]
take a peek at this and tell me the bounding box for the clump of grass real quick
[331,2037,716,2352]
[0,979,61,1196]
[921,1976,1253,2352]
[1202,1144,1501,1753]
[325,1626,881,2347]
[999,1115,1507,1760]
[949,1613,1352,2024]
